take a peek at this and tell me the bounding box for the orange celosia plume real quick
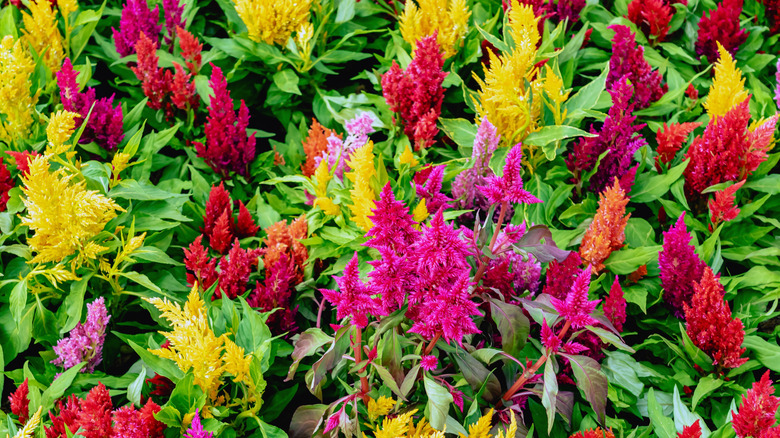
[579,179,630,273]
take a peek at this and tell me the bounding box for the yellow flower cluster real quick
[371,409,444,438]
[474,2,567,147]
[399,144,419,167]
[367,396,396,422]
[0,36,36,144]
[704,42,748,121]
[11,406,43,438]
[22,0,65,73]
[58,0,79,23]
[46,110,79,155]
[20,155,122,264]
[458,409,517,438]
[399,0,471,58]
[312,159,340,216]
[345,142,377,232]
[233,0,312,46]
[145,285,259,403]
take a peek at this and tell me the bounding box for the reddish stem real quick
[472,202,509,285]
[423,332,442,356]
[354,326,370,404]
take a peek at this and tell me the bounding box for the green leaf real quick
[133,246,183,266]
[673,385,711,438]
[649,388,678,438]
[63,274,92,333]
[128,368,147,407]
[439,118,477,150]
[451,352,501,401]
[236,299,272,355]
[335,0,356,22]
[524,125,597,160]
[488,298,530,358]
[563,354,608,424]
[743,336,780,373]
[630,159,689,202]
[371,362,405,401]
[541,359,558,433]
[120,271,162,293]
[680,323,714,372]
[289,405,327,438]
[125,339,183,381]
[273,70,302,95]
[565,65,608,122]
[603,246,661,275]
[41,362,85,412]
[692,375,723,410]
[744,174,780,194]
[424,375,453,431]
[10,279,27,323]
[168,372,206,416]
[110,180,186,201]
[587,326,635,353]
[286,328,333,380]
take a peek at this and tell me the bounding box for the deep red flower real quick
[177,26,202,74]
[708,180,744,229]
[0,157,12,212]
[679,420,702,438]
[733,371,780,438]
[570,428,616,438]
[183,235,218,290]
[132,32,169,111]
[627,0,674,43]
[9,378,29,424]
[695,0,749,63]
[655,122,701,170]
[215,239,262,300]
[76,383,113,438]
[604,276,626,332]
[608,25,667,109]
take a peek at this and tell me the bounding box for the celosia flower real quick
[73,383,113,438]
[216,239,262,299]
[20,156,122,263]
[478,142,541,206]
[315,112,375,180]
[474,2,543,145]
[52,297,111,373]
[541,318,561,351]
[57,58,125,151]
[659,213,707,318]
[686,83,699,100]
[684,267,747,369]
[551,267,600,329]
[413,164,453,213]
[555,0,586,23]
[543,252,582,299]
[162,0,185,44]
[0,158,12,212]
[408,271,481,346]
[302,119,340,177]
[185,409,214,438]
[21,0,65,73]
[408,209,471,289]
[679,420,702,438]
[695,0,748,63]
[178,26,203,74]
[776,59,780,108]
[655,122,701,170]
[366,183,420,255]
[452,117,500,216]
[399,0,471,58]
[195,65,256,177]
[704,43,749,121]
[0,36,35,145]
[733,371,780,438]
[14,406,42,438]
[607,25,667,108]
[139,400,165,438]
[248,253,297,334]
[345,142,377,232]
[9,378,29,424]
[603,276,626,332]
[170,63,199,111]
[112,0,162,58]
[570,428,616,438]
[312,160,340,215]
[46,110,79,155]
[58,0,78,21]
[382,34,446,149]
[262,216,307,283]
[184,235,218,289]
[132,32,169,110]
[579,179,629,273]
[112,405,152,438]
[709,180,744,228]
[420,355,438,371]
[368,249,416,313]
[567,76,647,194]
[233,0,311,45]
[626,0,673,43]
[320,252,384,328]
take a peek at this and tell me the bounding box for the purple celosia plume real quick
[551,267,600,329]
[112,0,162,58]
[566,76,647,194]
[184,409,214,438]
[52,297,111,373]
[453,118,503,220]
[320,252,384,328]
[162,0,185,45]
[194,65,256,177]
[413,164,452,213]
[659,213,707,318]
[58,58,125,151]
[315,112,375,180]
[478,143,541,206]
[608,25,667,109]
[775,59,780,108]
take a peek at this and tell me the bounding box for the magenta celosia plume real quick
[413,164,453,213]
[112,0,162,57]
[162,0,185,44]
[478,143,541,206]
[659,213,707,318]
[52,297,111,373]
[452,118,501,220]
[551,267,600,329]
[320,252,384,328]
[695,0,748,63]
[603,276,626,332]
[0,158,12,212]
[608,25,667,108]
[185,409,215,438]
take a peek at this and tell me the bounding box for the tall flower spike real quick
[132,32,169,110]
[684,267,747,369]
[112,0,162,57]
[541,317,561,351]
[695,0,748,63]
[52,297,111,373]
[0,36,36,145]
[655,122,701,170]
[399,0,471,58]
[570,429,617,438]
[21,0,65,73]
[452,117,500,217]
[708,180,744,228]
[413,164,453,213]
[704,43,749,120]
[233,0,312,45]
[320,252,383,328]
[679,420,703,438]
[345,142,377,232]
[604,276,627,332]
[9,378,30,424]
[607,25,667,109]
[478,143,541,206]
[365,183,420,254]
[733,371,780,438]
[626,0,674,43]
[0,159,13,213]
[659,213,707,318]
[301,119,340,177]
[178,26,203,74]
[216,239,262,300]
[408,271,481,346]
[551,267,600,329]
[162,0,185,44]
[14,406,43,438]
[579,179,630,273]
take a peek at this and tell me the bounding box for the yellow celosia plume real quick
[704,42,749,121]
[399,0,471,59]
[312,158,340,216]
[20,155,123,264]
[368,396,396,422]
[459,409,517,438]
[22,0,65,73]
[12,406,42,438]
[345,142,377,232]
[233,0,312,46]
[46,110,80,155]
[399,143,419,167]
[58,0,78,22]
[0,36,36,145]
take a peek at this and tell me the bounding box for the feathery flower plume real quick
[0,36,36,145]
[13,406,42,438]
[58,0,78,21]
[46,111,79,155]
[684,267,747,369]
[184,235,218,289]
[686,83,699,100]
[170,63,199,112]
[733,371,780,438]
[659,213,706,318]
[608,25,667,108]
[262,216,307,283]
[52,297,111,373]
[112,0,162,57]
[194,65,256,177]
[248,253,297,334]
[695,0,748,63]
[543,252,582,299]
[541,317,561,351]
[233,0,311,45]
[21,0,65,73]
[604,276,626,331]
[132,32,169,110]
[0,158,13,212]
[320,252,383,328]
[551,267,600,329]
[9,378,30,424]
[178,26,203,74]
[399,0,471,58]
[420,355,438,371]
[20,155,122,263]
[478,142,541,206]
[312,160,340,215]
[382,34,446,150]
[45,383,112,438]
[162,0,185,44]
[315,112,375,180]
[216,239,262,300]
[567,76,647,194]
[704,43,749,121]
[413,164,453,213]
[626,0,673,44]
[366,183,420,255]
[345,142,377,232]
[555,0,586,24]
[408,271,481,346]
[452,118,500,217]
[302,119,340,177]
[57,58,125,151]
[185,409,214,438]
[655,122,701,170]
[709,180,744,229]
[679,421,703,438]
[579,179,629,273]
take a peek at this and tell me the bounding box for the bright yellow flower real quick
[12,406,42,438]
[312,158,340,216]
[495,412,517,438]
[223,339,252,384]
[0,36,36,144]
[368,396,396,422]
[295,22,314,55]
[413,198,428,225]
[233,0,311,45]
[22,0,65,73]
[46,110,79,155]
[375,410,417,438]
[543,64,569,124]
[20,155,122,264]
[399,144,419,167]
[474,2,542,146]
[399,0,471,58]
[110,152,132,187]
[460,408,493,438]
[58,0,78,22]
[704,42,748,121]
[345,142,377,231]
